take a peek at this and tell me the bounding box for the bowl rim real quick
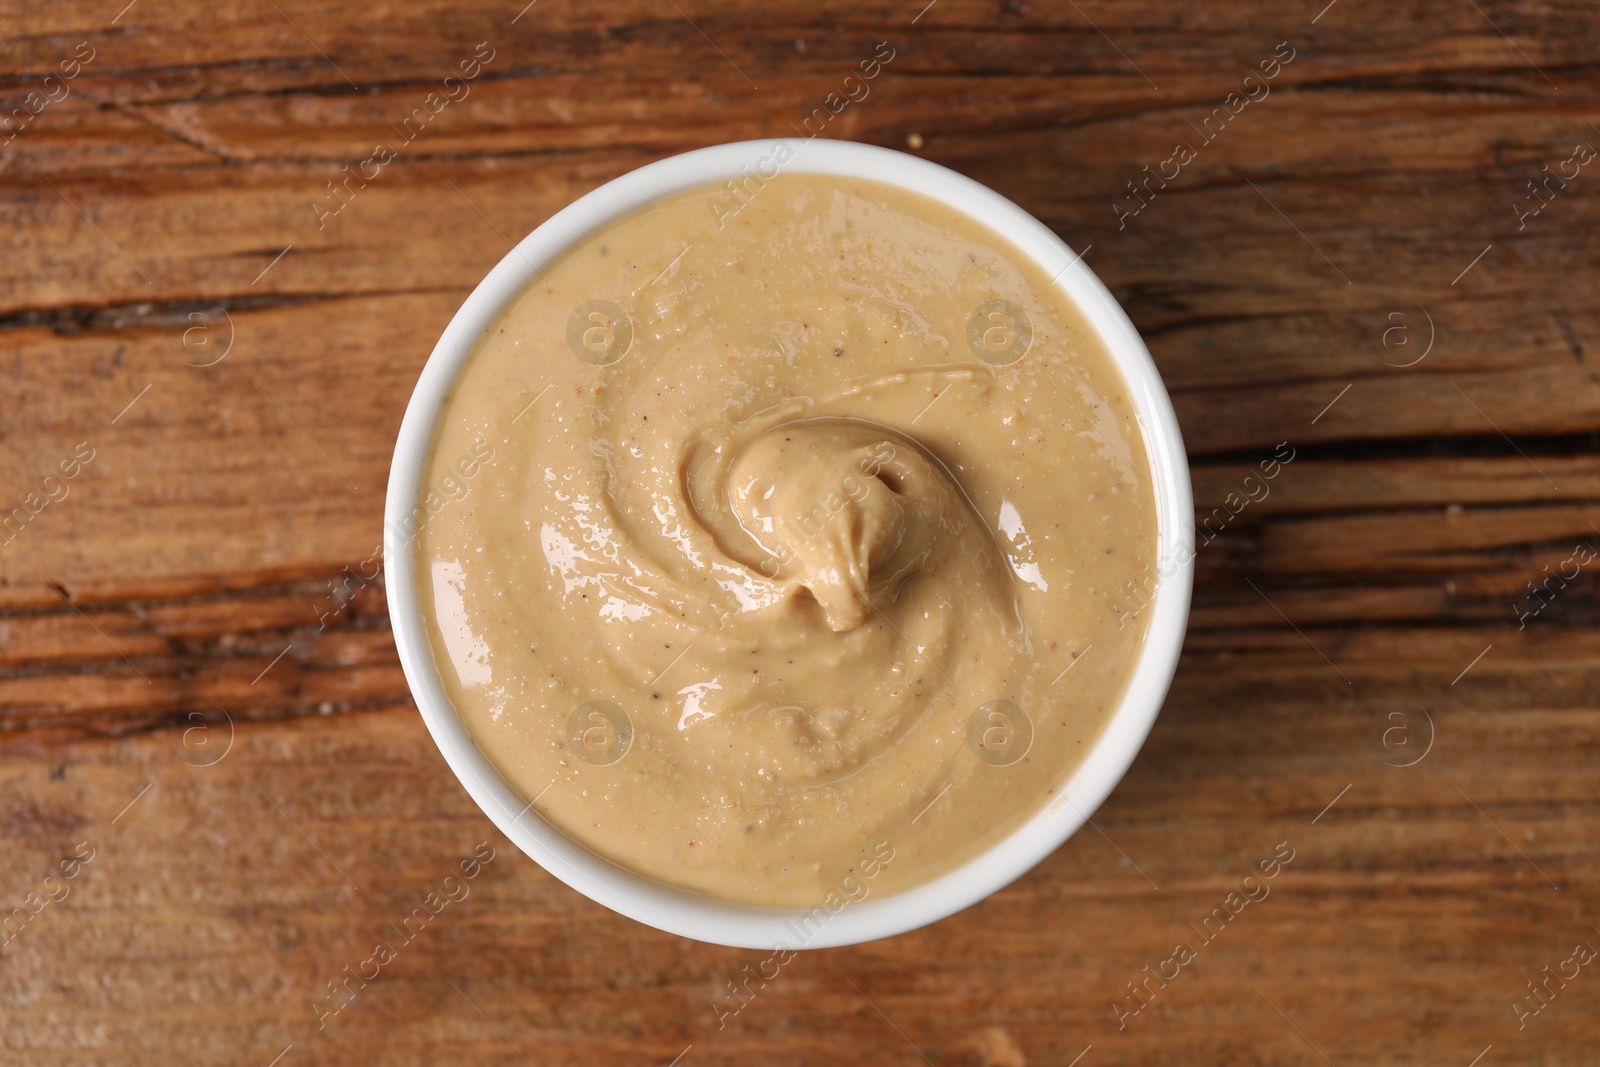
[384,137,1194,950]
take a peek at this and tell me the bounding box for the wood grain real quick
[2,0,1598,1064]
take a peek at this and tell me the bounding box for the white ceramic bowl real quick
[385,138,1193,949]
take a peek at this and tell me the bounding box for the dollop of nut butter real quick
[727,420,1006,633]
[418,172,1156,907]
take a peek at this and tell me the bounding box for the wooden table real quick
[2,1,1596,1063]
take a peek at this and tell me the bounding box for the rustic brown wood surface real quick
[2,0,1598,1064]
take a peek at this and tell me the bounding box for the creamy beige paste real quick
[418,170,1156,907]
